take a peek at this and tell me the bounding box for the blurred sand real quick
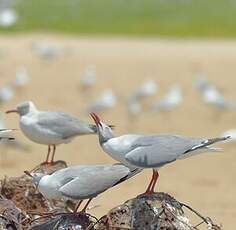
[0,35,235,228]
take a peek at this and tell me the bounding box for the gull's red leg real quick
[81,198,93,212]
[144,170,155,194]
[74,200,83,213]
[150,170,159,194]
[44,145,51,164]
[50,145,56,163]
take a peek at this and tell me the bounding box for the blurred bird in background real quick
[80,65,96,90]
[0,84,14,106]
[85,89,116,114]
[150,85,182,112]
[195,74,235,111]
[129,80,157,102]
[125,80,157,127]
[13,68,29,90]
[0,0,17,28]
[31,41,64,60]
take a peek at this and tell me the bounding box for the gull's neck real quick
[97,122,115,144]
[99,132,115,145]
[22,106,39,117]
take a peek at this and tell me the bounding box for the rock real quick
[0,162,222,230]
[96,192,192,230]
[30,160,68,174]
[29,213,96,230]
[0,161,78,229]
[0,173,48,216]
[0,195,23,230]
[0,161,69,214]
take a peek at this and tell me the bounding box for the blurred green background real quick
[3,0,236,37]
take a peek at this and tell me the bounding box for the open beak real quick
[90,113,115,130]
[90,113,102,127]
[5,109,18,114]
[24,170,33,178]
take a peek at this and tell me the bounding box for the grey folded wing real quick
[125,135,206,168]
[37,111,96,138]
[58,164,133,199]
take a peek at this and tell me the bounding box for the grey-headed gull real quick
[90,113,230,194]
[25,164,140,212]
[6,101,98,163]
[150,85,182,112]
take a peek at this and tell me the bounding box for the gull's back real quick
[124,135,208,168]
[57,164,133,200]
[37,111,96,139]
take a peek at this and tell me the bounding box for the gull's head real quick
[24,170,44,187]
[6,101,37,116]
[90,112,114,143]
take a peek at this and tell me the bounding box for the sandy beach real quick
[0,35,235,229]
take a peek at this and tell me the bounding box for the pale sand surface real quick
[0,35,235,228]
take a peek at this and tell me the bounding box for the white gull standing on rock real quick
[6,101,98,163]
[90,113,230,194]
[25,164,141,212]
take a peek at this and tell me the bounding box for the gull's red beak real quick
[90,113,102,127]
[24,170,33,178]
[6,109,18,114]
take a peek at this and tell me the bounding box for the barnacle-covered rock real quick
[97,192,192,230]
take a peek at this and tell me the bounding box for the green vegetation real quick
[3,0,236,37]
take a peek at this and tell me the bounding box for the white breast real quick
[19,113,69,145]
[102,135,140,168]
[38,175,61,200]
